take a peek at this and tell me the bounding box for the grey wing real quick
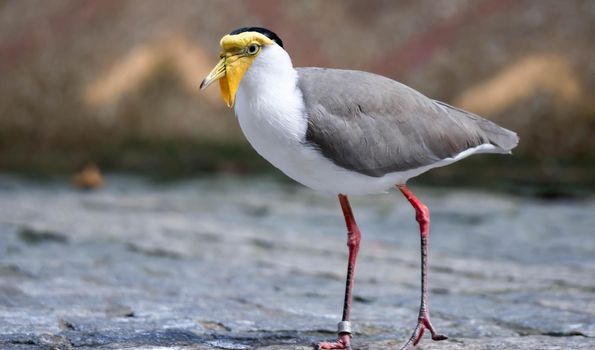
[296,67,519,177]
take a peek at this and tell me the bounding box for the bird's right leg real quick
[317,194,361,350]
[397,185,447,350]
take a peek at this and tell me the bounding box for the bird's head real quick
[200,27,284,107]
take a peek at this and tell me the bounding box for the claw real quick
[399,315,447,350]
[316,333,352,350]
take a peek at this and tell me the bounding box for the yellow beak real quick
[200,57,225,89]
[201,52,254,108]
[200,57,236,107]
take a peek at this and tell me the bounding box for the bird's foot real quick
[316,333,352,350]
[399,314,447,350]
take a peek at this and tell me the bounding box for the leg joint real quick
[414,203,430,237]
[415,204,430,225]
[346,229,361,248]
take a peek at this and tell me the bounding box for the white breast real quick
[234,46,311,178]
[233,45,494,196]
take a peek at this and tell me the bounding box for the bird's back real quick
[297,67,519,177]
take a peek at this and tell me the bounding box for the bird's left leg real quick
[397,185,447,350]
[317,194,361,350]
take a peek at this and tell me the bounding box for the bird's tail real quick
[476,117,519,153]
[434,100,519,153]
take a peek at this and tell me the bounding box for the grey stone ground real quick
[0,174,594,349]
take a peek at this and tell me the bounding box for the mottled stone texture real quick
[0,175,594,349]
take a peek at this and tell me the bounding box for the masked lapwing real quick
[200,27,519,350]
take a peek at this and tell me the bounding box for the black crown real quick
[229,27,283,48]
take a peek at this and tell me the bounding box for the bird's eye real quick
[247,44,259,55]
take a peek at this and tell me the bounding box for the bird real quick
[200,27,518,350]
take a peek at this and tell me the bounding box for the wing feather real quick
[297,68,518,177]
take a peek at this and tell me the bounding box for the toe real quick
[432,334,448,341]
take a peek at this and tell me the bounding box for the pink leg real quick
[318,194,361,350]
[397,185,447,349]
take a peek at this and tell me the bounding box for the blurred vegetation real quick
[0,0,594,193]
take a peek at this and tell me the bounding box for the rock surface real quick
[0,174,594,349]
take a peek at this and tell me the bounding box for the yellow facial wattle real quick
[200,32,274,107]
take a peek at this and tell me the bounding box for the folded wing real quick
[297,68,519,177]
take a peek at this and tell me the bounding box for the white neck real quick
[234,44,307,143]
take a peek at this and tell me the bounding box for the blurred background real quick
[1,0,594,194]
